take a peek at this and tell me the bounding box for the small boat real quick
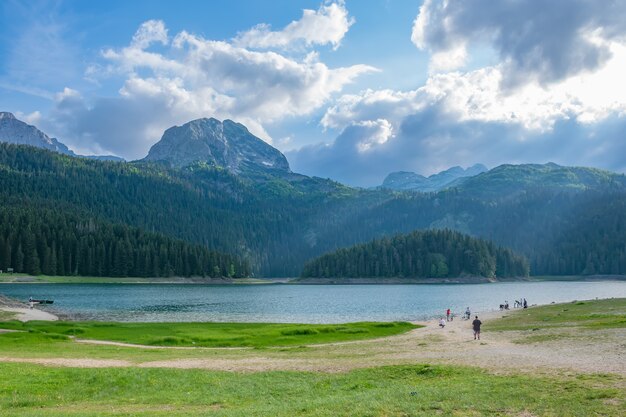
[29,298,54,304]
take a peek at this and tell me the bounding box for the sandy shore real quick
[1,307,58,321]
[0,294,58,321]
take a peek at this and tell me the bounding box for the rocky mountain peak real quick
[0,112,17,120]
[143,117,291,173]
[0,111,75,155]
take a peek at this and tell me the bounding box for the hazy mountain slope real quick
[0,112,125,162]
[0,112,76,156]
[381,164,487,192]
[451,162,626,197]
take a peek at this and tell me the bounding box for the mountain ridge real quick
[381,163,488,192]
[0,112,124,162]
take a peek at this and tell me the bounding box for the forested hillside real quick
[1,143,626,277]
[300,229,529,279]
[0,207,249,278]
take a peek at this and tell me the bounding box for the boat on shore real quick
[29,298,54,304]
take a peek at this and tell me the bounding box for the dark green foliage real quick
[0,207,249,278]
[1,143,626,277]
[300,229,529,278]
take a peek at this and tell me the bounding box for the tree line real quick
[0,206,249,278]
[301,229,529,279]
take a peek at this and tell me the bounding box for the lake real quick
[1,281,625,323]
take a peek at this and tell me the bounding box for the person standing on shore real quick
[446,308,451,321]
[472,315,482,340]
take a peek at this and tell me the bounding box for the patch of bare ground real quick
[0,310,624,375]
[73,338,250,350]
[0,356,131,368]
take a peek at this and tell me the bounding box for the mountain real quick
[143,118,291,173]
[381,164,487,192]
[84,155,125,162]
[0,112,125,162]
[0,112,76,156]
[450,162,626,197]
[1,132,626,277]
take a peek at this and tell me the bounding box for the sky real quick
[1,0,626,186]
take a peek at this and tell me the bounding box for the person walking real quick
[472,315,482,340]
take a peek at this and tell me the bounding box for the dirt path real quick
[1,310,624,375]
[73,338,250,350]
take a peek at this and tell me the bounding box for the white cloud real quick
[234,1,354,50]
[43,15,373,160]
[14,110,41,126]
[131,20,169,49]
[322,37,626,133]
[412,0,626,86]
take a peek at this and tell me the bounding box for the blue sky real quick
[2,0,626,186]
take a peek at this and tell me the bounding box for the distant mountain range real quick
[0,112,124,162]
[381,164,488,192]
[1,113,625,278]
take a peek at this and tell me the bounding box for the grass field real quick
[0,363,622,416]
[488,298,626,331]
[0,320,418,348]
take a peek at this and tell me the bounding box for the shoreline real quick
[0,294,59,322]
[1,274,624,285]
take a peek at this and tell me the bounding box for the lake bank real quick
[0,294,59,321]
[3,273,625,285]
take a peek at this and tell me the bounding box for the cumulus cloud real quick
[323,38,626,133]
[289,106,626,187]
[234,1,353,50]
[412,0,626,85]
[44,15,373,159]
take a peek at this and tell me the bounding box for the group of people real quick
[514,298,528,309]
[437,297,532,339]
[438,309,482,340]
[501,298,528,310]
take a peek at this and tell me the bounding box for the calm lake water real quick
[1,281,625,323]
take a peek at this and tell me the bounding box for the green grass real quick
[488,298,626,331]
[0,363,622,416]
[0,320,418,348]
